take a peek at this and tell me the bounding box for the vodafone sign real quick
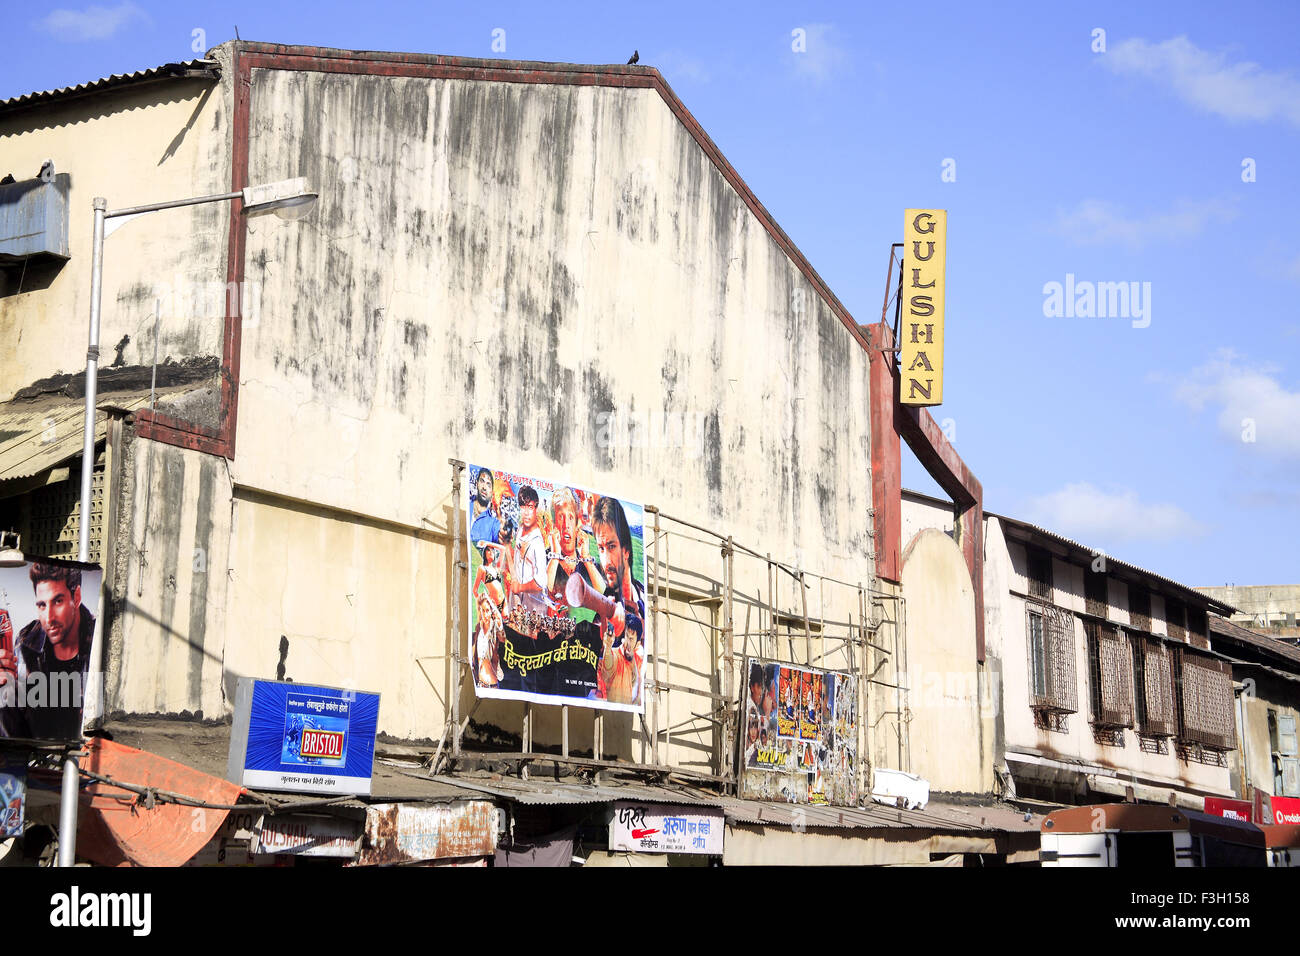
[1272,795,1300,825]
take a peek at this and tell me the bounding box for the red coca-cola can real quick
[0,608,11,657]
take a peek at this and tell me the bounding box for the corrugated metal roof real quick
[990,511,1238,616]
[0,60,219,114]
[0,387,196,483]
[1211,615,1300,668]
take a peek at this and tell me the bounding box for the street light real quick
[61,177,317,868]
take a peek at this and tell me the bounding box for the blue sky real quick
[5,1,1298,588]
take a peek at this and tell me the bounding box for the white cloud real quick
[1172,349,1300,459]
[1102,35,1300,127]
[37,2,147,42]
[1051,197,1237,248]
[1286,252,1300,281]
[789,23,849,84]
[652,51,711,86]
[1024,482,1205,544]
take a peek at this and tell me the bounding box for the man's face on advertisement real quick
[556,501,579,557]
[594,521,626,589]
[475,471,492,507]
[520,498,538,531]
[35,580,80,654]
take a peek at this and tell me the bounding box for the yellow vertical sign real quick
[900,209,946,406]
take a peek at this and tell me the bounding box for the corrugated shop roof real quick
[0,59,219,114]
[0,386,199,484]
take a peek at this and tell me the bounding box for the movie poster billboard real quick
[466,463,647,714]
[740,657,858,807]
[0,556,102,742]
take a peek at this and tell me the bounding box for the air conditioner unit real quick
[0,169,71,263]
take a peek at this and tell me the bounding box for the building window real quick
[1087,621,1133,729]
[1166,599,1187,642]
[1176,651,1234,752]
[1186,606,1208,645]
[1277,714,1300,798]
[1128,585,1151,632]
[1131,635,1177,738]
[1027,603,1076,721]
[1085,567,1109,619]
[1026,547,1053,602]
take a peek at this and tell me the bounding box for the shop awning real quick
[0,388,198,492]
[76,736,246,867]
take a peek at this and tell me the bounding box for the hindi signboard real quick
[609,802,724,855]
[466,464,647,713]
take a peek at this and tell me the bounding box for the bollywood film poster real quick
[0,556,103,742]
[466,464,647,714]
[740,658,859,807]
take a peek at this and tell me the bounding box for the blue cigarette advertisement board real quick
[227,678,380,795]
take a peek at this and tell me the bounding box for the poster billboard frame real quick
[464,462,649,716]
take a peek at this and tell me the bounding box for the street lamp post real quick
[61,177,317,867]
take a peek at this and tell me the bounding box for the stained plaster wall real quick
[210,63,879,757]
[1,78,230,407]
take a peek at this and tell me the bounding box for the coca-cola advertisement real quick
[0,555,102,741]
[465,464,646,714]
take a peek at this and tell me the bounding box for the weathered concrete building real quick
[1196,584,1300,641]
[1,43,1019,864]
[1207,616,1300,808]
[903,490,1242,809]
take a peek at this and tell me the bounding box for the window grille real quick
[1028,603,1076,715]
[1138,735,1169,755]
[1093,726,1125,747]
[1085,568,1109,619]
[1034,710,1069,733]
[1026,547,1053,602]
[1166,599,1186,642]
[1178,653,1234,751]
[13,467,105,565]
[1087,622,1133,728]
[1133,636,1177,737]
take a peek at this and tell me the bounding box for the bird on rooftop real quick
[627,50,639,65]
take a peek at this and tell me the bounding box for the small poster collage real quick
[739,658,858,807]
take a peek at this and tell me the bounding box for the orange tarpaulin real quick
[77,737,245,867]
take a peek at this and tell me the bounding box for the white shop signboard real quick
[608,801,724,855]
